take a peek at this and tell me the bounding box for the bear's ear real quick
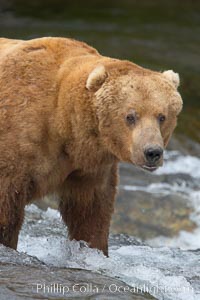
[162,70,180,89]
[86,65,108,91]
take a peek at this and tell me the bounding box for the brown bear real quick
[0,37,182,256]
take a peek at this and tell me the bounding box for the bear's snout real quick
[143,146,163,171]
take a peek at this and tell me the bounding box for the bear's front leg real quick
[0,197,25,249]
[0,175,34,249]
[59,163,118,256]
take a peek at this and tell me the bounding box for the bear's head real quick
[86,62,183,171]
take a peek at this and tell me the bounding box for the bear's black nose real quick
[144,146,163,165]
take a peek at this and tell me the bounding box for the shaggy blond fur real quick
[0,37,182,255]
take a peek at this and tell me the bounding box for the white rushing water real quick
[149,151,200,251]
[17,151,200,300]
[123,151,200,250]
[155,151,200,178]
[18,204,200,300]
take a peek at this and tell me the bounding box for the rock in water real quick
[0,245,154,300]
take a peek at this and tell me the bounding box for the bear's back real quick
[0,37,99,64]
[0,37,101,108]
[0,37,100,107]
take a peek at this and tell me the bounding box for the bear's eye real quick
[126,112,136,125]
[158,114,166,123]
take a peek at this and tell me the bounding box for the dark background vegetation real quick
[0,0,200,146]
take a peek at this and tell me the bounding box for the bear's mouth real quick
[142,165,158,172]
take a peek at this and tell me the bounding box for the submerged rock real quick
[112,161,197,239]
[112,189,195,239]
